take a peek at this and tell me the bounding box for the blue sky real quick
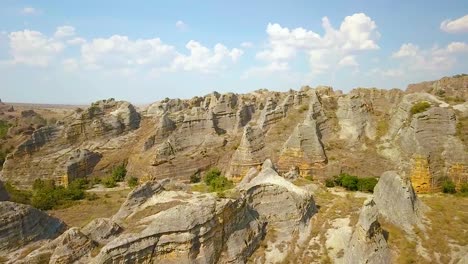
[0,1,467,104]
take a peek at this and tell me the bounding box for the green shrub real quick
[341,175,359,191]
[103,177,117,188]
[112,164,127,182]
[203,167,233,193]
[410,101,431,115]
[461,183,468,193]
[442,180,456,194]
[204,168,222,185]
[357,177,378,193]
[325,178,335,187]
[127,177,138,188]
[332,173,377,193]
[305,175,313,181]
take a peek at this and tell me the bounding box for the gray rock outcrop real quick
[0,201,65,254]
[373,171,426,230]
[344,198,391,264]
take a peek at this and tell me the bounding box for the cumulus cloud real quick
[241,61,289,79]
[81,35,177,70]
[8,30,64,66]
[440,14,468,33]
[392,41,468,72]
[175,20,188,31]
[67,37,86,45]
[54,26,76,39]
[170,41,243,73]
[338,55,358,67]
[21,7,39,15]
[248,13,379,77]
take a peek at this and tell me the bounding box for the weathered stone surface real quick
[81,218,122,245]
[344,198,391,264]
[336,93,376,144]
[373,171,426,230]
[277,118,327,177]
[0,201,65,254]
[407,75,468,101]
[63,149,102,182]
[227,125,267,181]
[49,227,96,264]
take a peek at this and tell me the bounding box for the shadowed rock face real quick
[0,201,66,254]
[0,181,9,201]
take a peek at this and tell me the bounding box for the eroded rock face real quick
[227,125,267,181]
[406,75,468,101]
[49,227,96,264]
[64,149,102,181]
[373,171,426,230]
[344,198,391,264]
[81,218,122,245]
[0,201,65,254]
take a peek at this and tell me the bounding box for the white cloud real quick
[21,7,39,15]
[392,43,419,58]
[175,20,188,31]
[241,42,253,48]
[391,41,468,72]
[8,30,64,66]
[67,37,86,45]
[81,35,177,70]
[338,55,358,67]
[54,26,76,39]
[170,40,243,73]
[250,13,379,77]
[371,68,404,77]
[440,14,468,34]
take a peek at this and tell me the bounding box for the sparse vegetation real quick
[326,173,378,193]
[0,120,10,139]
[442,180,456,194]
[112,164,127,182]
[376,119,389,138]
[5,178,92,210]
[127,177,138,188]
[190,172,201,183]
[410,101,431,115]
[203,167,233,193]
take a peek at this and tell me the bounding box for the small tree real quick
[442,180,456,194]
[112,164,127,182]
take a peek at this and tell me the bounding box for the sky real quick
[0,1,467,104]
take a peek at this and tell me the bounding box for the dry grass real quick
[292,177,313,186]
[49,189,130,227]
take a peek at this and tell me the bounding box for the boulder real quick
[81,218,122,245]
[373,171,426,230]
[344,198,391,264]
[0,201,65,254]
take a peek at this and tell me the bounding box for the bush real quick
[112,164,127,182]
[4,182,32,205]
[461,183,468,193]
[341,175,359,191]
[204,168,222,185]
[410,101,431,115]
[103,177,117,188]
[442,180,456,194]
[203,167,233,193]
[127,177,138,188]
[325,178,335,187]
[357,177,378,193]
[331,173,377,193]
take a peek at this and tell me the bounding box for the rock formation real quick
[344,198,391,264]
[227,125,267,181]
[0,201,65,254]
[373,171,426,230]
